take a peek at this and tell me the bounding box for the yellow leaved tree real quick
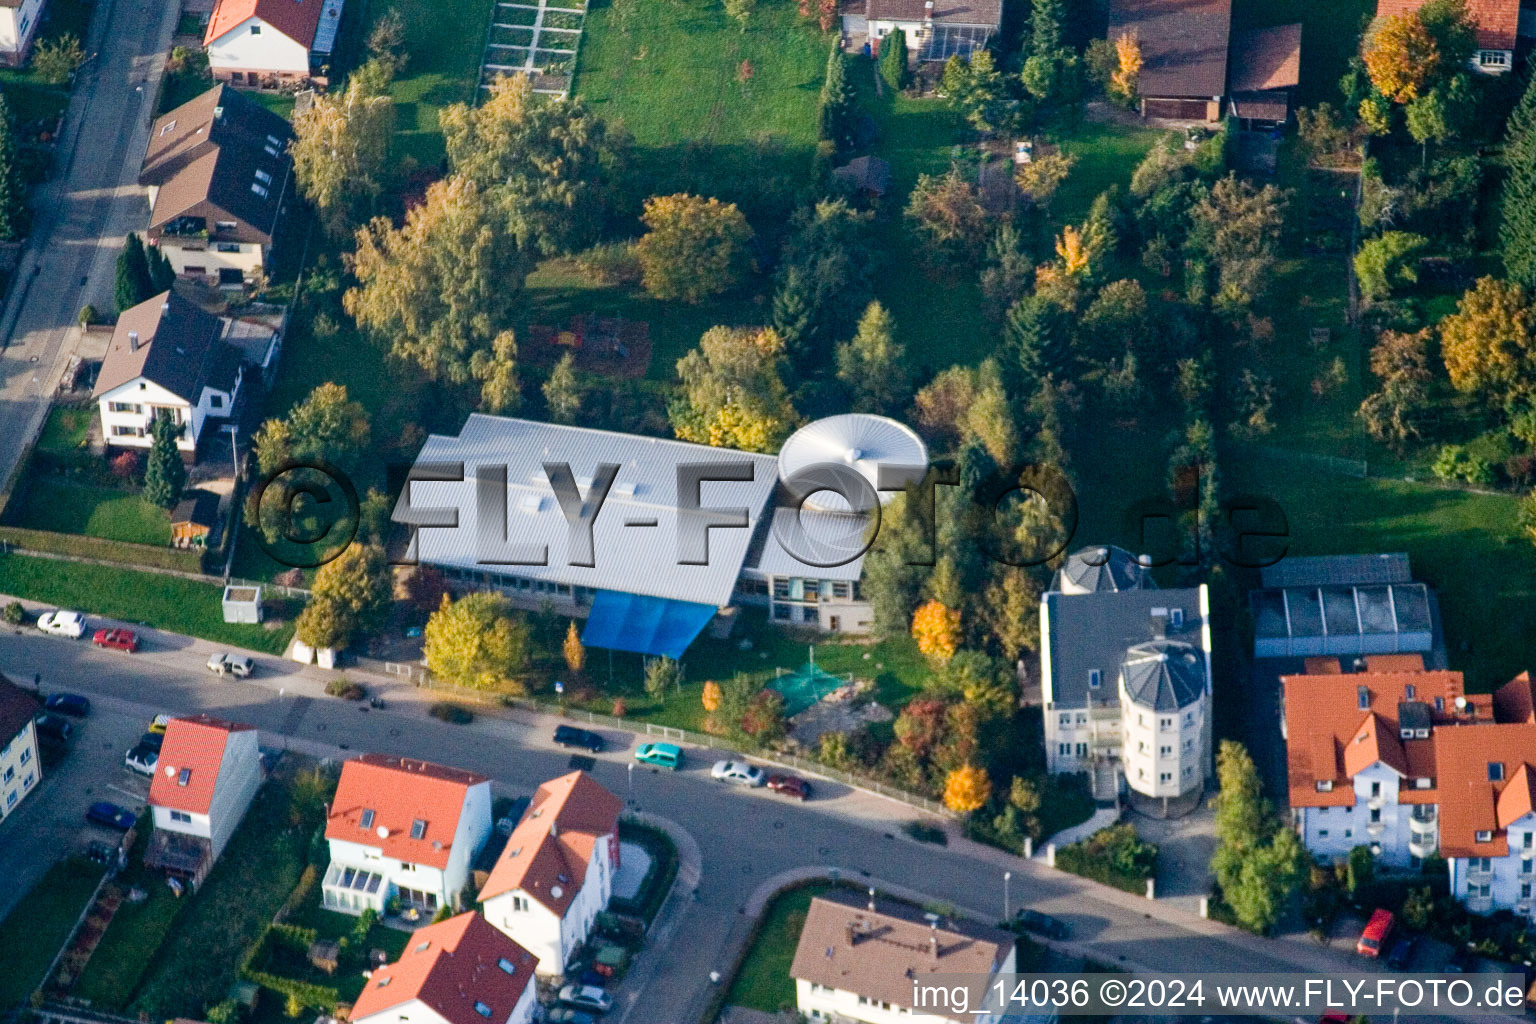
[943,764,992,813]
[911,600,961,664]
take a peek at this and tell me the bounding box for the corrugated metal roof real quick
[401,415,780,607]
[746,507,868,581]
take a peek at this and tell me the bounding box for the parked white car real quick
[37,610,86,638]
[710,760,766,787]
[207,652,254,678]
[557,985,612,1014]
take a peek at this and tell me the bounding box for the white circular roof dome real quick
[777,414,929,512]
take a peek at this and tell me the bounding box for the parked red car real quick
[93,628,140,653]
[767,774,813,800]
[1357,908,1395,957]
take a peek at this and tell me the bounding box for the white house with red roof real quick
[479,771,622,979]
[144,714,262,888]
[350,912,539,1024]
[203,0,346,87]
[324,754,492,917]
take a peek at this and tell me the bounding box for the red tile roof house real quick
[203,0,346,88]
[324,755,493,918]
[144,715,262,890]
[350,912,539,1024]
[1376,0,1519,73]
[478,771,622,981]
[1284,659,1536,919]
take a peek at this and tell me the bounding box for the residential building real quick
[144,714,262,889]
[843,0,1003,62]
[140,84,294,285]
[396,413,927,658]
[1376,0,1518,72]
[203,0,346,86]
[1283,660,1536,919]
[0,673,41,822]
[93,293,247,454]
[350,912,539,1024]
[1107,0,1301,123]
[324,754,493,916]
[789,889,1028,1024]
[1039,546,1213,805]
[0,0,46,67]
[480,771,622,980]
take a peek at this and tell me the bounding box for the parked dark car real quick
[766,774,813,800]
[1016,909,1070,940]
[1386,936,1416,970]
[138,731,164,751]
[44,693,91,717]
[33,711,74,742]
[554,725,605,752]
[85,802,137,831]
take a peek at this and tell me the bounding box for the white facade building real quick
[324,755,493,916]
[0,675,40,822]
[479,771,621,980]
[145,715,261,887]
[0,0,46,67]
[202,0,345,86]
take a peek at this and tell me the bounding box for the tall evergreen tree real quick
[818,45,854,151]
[0,95,28,242]
[878,30,910,91]
[1004,294,1074,388]
[1030,0,1063,56]
[114,234,155,313]
[142,414,187,510]
[1500,71,1536,289]
[146,244,176,293]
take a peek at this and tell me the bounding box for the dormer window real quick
[1415,778,1432,789]
[360,808,375,829]
[159,120,176,135]
[1088,669,1101,689]
[1476,830,1493,843]
[1415,728,1428,739]
[1357,686,1370,710]
[1434,696,1444,711]
[1405,684,1416,699]
[473,1003,491,1018]
[410,818,427,839]
[178,767,191,786]
[1489,762,1506,782]
[1170,608,1184,627]
[1316,780,1333,792]
[498,957,516,975]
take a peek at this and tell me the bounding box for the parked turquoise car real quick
[633,742,683,770]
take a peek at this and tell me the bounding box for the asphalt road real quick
[0,0,176,494]
[0,621,1495,1024]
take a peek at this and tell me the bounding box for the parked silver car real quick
[207,652,254,678]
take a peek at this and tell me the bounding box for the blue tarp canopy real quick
[580,591,718,660]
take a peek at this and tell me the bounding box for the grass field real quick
[36,403,92,453]
[374,0,493,165]
[11,478,172,545]
[71,833,182,1010]
[575,0,829,221]
[724,882,835,1012]
[131,777,310,1017]
[1053,122,1165,227]
[0,553,294,652]
[0,857,104,1006]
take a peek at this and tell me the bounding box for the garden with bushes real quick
[1053,823,1158,894]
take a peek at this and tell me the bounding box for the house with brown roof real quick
[141,84,294,287]
[93,292,247,455]
[350,912,539,1024]
[1228,23,1302,124]
[845,0,1003,62]
[144,714,261,890]
[0,672,41,823]
[324,755,493,918]
[479,771,622,981]
[790,889,1024,1024]
[204,0,346,86]
[1284,659,1536,918]
[1376,0,1518,72]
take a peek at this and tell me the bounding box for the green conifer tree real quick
[114,233,155,312]
[1500,72,1536,289]
[0,94,29,242]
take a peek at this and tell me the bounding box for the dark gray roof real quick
[1251,583,1432,641]
[1044,587,1205,711]
[1398,701,1432,735]
[1261,553,1411,589]
[172,490,220,527]
[867,0,1001,27]
[1054,545,1154,595]
[0,673,40,744]
[1121,639,1205,711]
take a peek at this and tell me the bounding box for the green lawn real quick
[1053,122,1165,227]
[11,478,172,545]
[0,552,294,653]
[372,0,492,165]
[130,777,312,1017]
[575,0,829,221]
[240,90,296,120]
[71,832,182,1010]
[1227,458,1536,691]
[36,404,92,454]
[293,907,410,1002]
[725,882,835,1013]
[0,857,105,1006]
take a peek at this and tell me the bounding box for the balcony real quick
[1368,794,1385,812]
[1367,820,1386,837]
[1409,830,1437,859]
[1410,805,1437,824]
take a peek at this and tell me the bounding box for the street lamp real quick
[1003,871,1012,921]
[626,761,635,806]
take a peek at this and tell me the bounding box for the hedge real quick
[240,923,339,1013]
[1054,823,1158,895]
[0,525,204,573]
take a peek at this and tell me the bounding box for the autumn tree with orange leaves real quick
[911,600,961,664]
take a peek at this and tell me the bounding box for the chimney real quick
[928,932,939,961]
[867,887,876,912]
[213,105,224,119]
[128,330,140,351]
[845,921,858,947]
[161,301,170,312]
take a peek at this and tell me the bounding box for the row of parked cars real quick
[37,609,143,652]
[552,727,816,800]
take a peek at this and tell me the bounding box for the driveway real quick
[0,611,1498,1024]
[0,0,177,494]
